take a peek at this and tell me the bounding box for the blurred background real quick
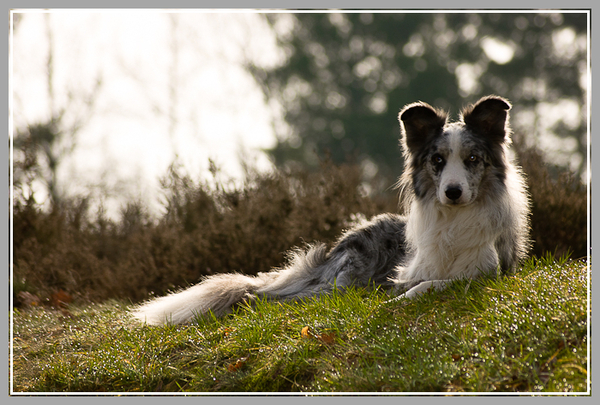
[11,11,588,217]
[10,10,589,303]
[12,11,281,217]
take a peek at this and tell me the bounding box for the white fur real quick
[397,135,528,298]
[437,127,475,205]
[400,280,450,299]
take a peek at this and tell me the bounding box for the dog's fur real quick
[132,95,530,326]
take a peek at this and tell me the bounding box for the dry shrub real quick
[515,143,588,260]
[12,146,587,305]
[13,161,396,303]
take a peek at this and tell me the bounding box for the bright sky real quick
[11,10,285,218]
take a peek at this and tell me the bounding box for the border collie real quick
[132,95,530,325]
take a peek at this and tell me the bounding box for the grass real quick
[11,255,589,394]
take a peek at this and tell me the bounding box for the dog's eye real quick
[468,154,478,163]
[431,154,444,165]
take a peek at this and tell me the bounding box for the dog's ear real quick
[462,96,511,143]
[399,102,447,151]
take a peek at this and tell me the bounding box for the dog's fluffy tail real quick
[132,213,408,325]
[132,243,338,325]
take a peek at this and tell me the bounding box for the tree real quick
[249,12,588,182]
[12,13,102,209]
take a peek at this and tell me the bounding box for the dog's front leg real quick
[399,279,450,299]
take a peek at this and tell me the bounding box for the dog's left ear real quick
[462,96,511,143]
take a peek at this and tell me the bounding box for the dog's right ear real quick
[399,102,447,152]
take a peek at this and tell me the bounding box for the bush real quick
[12,146,588,305]
[515,143,588,260]
[12,160,396,303]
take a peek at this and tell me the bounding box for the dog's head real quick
[399,96,511,206]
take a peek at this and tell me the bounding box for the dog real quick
[132,95,530,326]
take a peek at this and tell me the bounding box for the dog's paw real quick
[402,280,449,299]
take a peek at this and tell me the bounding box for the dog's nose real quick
[445,186,462,201]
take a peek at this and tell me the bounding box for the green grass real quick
[11,255,589,394]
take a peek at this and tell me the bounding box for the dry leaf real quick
[301,326,336,344]
[50,290,73,308]
[221,327,234,337]
[227,357,247,372]
[318,331,336,344]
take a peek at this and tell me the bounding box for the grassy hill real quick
[11,254,588,394]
